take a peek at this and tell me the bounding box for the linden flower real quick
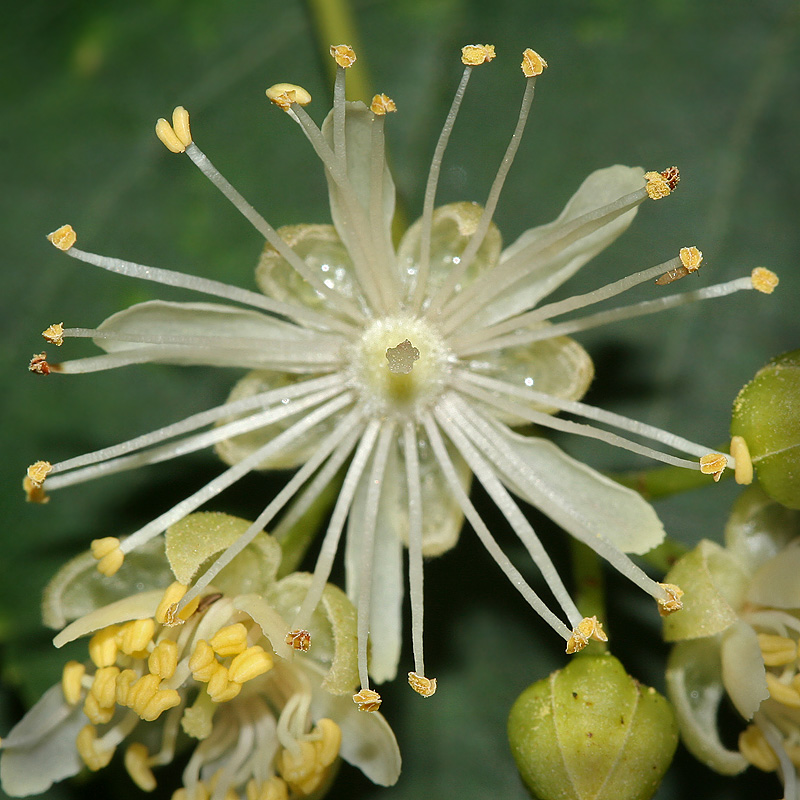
[0,512,400,798]
[30,44,775,704]
[664,486,800,800]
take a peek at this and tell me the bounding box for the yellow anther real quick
[118,618,156,655]
[171,106,192,148]
[149,638,179,679]
[266,83,312,111]
[42,322,64,346]
[140,687,182,721]
[156,581,199,624]
[127,673,160,713]
[758,633,797,666]
[277,741,324,796]
[189,640,218,682]
[83,691,114,725]
[47,224,77,251]
[124,742,157,792]
[521,48,547,77]
[461,44,496,66]
[285,629,311,652]
[26,460,52,488]
[172,785,210,800]
[739,723,779,771]
[370,94,397,115]
[644,171,672,200]
[206,664,242,703]
[386,339,420,374]
[566,616,609,654]
[766,672,800,708]
[155,117,186,154]
[656,582,684,617]
[352,687,382,712]
[246,777,289,800]
[23,475,49,503]
[88,625,120,668]
[91,537,124,577]
[407,671,437,697]
[228,645,273,683]
[90,666,120,709]
[699,453,727,482]
[61,660,85,705]
[730,435,754,485]
[76,724,115,771]
[209,622,249,657]
[28,352,51,376]
[330,44,356,68]
[115,668,138,706]
[679,246,703,272]
[751,267,779,294]
[314,718,343,768]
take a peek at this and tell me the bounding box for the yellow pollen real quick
[118,618,156,655]
[88,625,120,668]
[330,44,356,68]
[353,687,382,712]
[124,743,157,792]
[209,622,249,657]
[699,453,727,481]
[644,171,672,200]
[90,536,124,576]
[285,629,312,652]
[739,724,779,772]
[83,692,114,725]
[521,48,547,77]
[26,460,52,488]
[266,83,312,111]
[385,339,420,374]
[189,640,218,682]
[758,633,797,667]
[156,581,196,624]
[140,687,182,721]
[766,672,800,708]
[206,663,242,703]
[28,352,51,375]
[171,106,192,147]
[566,616,608,654]
[61,660,86,705]
[730,435,754,485]
[47,224,77,251]
[76,724,115,771]
[370,93,397,115]
[461,44,496,66]
[656,582,685,616]
[115,668,137,706]
[148,638,179,679]
[408,672,437,697]
[126,673,160,713]
[155,117,186,154]
[751,267,779,294]
[228,645,274,683]
[42,322,64,346]
[679,246,703,271]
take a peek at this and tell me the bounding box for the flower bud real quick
[731,350,800,509]
[508,654,677,800]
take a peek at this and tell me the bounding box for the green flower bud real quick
[731,350,800,509]
[508,654,678,800]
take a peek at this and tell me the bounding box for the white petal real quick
[665,639,748,775]
[0,684,87,796]
[485,419,665,554]
[721,620,769,719]
[747,539,800,609]
[53,590,163,648]
[480,165,644,327]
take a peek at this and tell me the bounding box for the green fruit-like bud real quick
[508,654,678,800]
[731,350,800,509]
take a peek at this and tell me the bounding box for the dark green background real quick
[1,1,798,798]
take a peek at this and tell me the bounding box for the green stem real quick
[569,539,608,654]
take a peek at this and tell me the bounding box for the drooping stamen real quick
[421,412,572,641]
[410,44,495,311]
[427,48,545,316]
[436,396,583,627]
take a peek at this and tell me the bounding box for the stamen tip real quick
[730,435,754,485]
[266,83,312,111]
[24,460,52,503]
[370,94,397,115]
[521,48,547,77]
[330,44,357,69]
[353,688,382,712]
[699,452,727,481]
[29,352,51,375]
[90,537,124,577]
[656,583,684,616]
[751,267,779,294]
[171,106,192,148]
[408,672,437,697]
[461,44,496,66]
[284,629,312,652]
[47,224,76,251]
[566,616,607,654]
[679,246,703,272]
[155,118,186,154]
[42,322,64,346]
[26,460,52,487]
[644,168,679,200]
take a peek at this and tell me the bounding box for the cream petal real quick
[232,593,292,660]
[479,165,645,327]
[484,418,665,554]
[0,684,87,796]
[665,639,749,775]
[747,539,800,609]
[721,620,769,719]
[396,202,501,301]
[97,300,340,370]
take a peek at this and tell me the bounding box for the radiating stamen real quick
[330,45,357,168]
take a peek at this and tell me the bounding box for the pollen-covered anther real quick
[115,669,137,706]
[206,663,242,703]
[118,618,156,655]
[386,339,420,374]
[26,460,52,488]
[61,660,86,705]
[148,638,179,679]
[353,688,382,712]
[656,582,684,616]
[644,171,673,200]
[566,616,608,654]
[330,44,357,68]
[228,645,273,683]
[730,435,753,485]
[140,687,182,721]
[156,581,198,625]
[739,723,779,771]
[266,83,312,111]
[90,666,120,711]
[189,640,219,682]
[370,94,397,115]
[751,267,779,294]
[679,246,703,272]
[88,625,120,668]
[285,629,312,652]
[90,536,124,576]
[521,48,548,77]
[124,743,157,792]
[76,724,115,771]
[47,224,76,251]
[209,622,248,657]
[461,44,496,66]
[758,633,797,667]
[28,352,51,375]
[408,671,437,697]
[699,452,727,482]
[155,116,186,154]
[42,322,64,346]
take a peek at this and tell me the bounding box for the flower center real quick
[348,315,450,416]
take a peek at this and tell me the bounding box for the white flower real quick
[664,486,800,800]
[30,43,775,704]
[0,512,400,798]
